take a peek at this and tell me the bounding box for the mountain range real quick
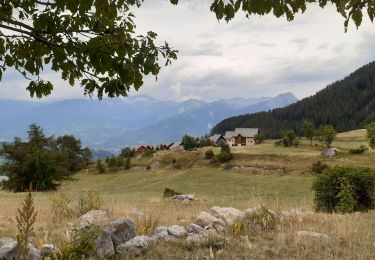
[212,61,375,138]
[0,93,297,151]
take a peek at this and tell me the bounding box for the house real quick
[135,145,153,154]
[209,134,226,145]
[170,141,184,151]
[224,128,259,146]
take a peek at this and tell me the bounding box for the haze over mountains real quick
[0,93,297,151]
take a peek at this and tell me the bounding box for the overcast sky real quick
[1,0,375,101]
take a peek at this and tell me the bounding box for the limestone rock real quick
[95,229,115,259]
[116,235,150,256]
[0,238,15,248]
[296,231,331,240]
[171,194,194,202]
[210,206,245,225]
[193,212,225,232]
[77,209,110,228]
[187,223,208,234]
[321,148,340,158]
[0,241,41,260]
[167,225,187,238]
[105,218,136,249]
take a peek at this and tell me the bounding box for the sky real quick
[1,0,375,101]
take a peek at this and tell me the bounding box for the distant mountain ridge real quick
[211,61,375,138]
[0,93,298,150]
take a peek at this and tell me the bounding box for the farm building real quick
[135,145,153,154]
[224,128,259,146]
[209,134,226,145]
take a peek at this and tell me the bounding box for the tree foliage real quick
[0,124,91,192]
[181,135,199,150]
[1,1,374,98]
[0,0,177,99]
[281,130,299,147]
[315,124,336,148]
[254,132,266,144]
[365,122,375,149]
[301,120,315,145]
[212,61,375,138]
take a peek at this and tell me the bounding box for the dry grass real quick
[0,129,374,259]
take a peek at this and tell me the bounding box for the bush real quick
[205,149,214,159]
[312,166,375,213]
[96,159,106,174]
[349,145,368,155]
[51,193,75,222]
[281,131,299,147]
[217,143,233,163]
[78,190,103,216]
[311,161,329,174]
[163,187,181,198]
[254,133,266,144]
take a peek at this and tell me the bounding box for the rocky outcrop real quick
[193,211,226,232]
[77,209,110,228]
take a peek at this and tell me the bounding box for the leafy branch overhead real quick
[1,1,374,99]
[0,0,178,99]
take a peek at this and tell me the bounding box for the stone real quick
[187,223,208,234]
[210,206,245,225]
[321,148,339,157]
[77,209,110,228]
[40,244,60,258]
[95,229,115,259]
[129,208,145,217]
[193,212,225,232]
[152,226,172,242]
[151,162,161,169]
[296,231,331,240]
[167,225,187,238]
[116,235,150,256]
[105,218,136,249]
[0,238,15,248]
[171,194,194,202]
[0,241,41,260]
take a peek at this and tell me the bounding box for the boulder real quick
[210,206,245,225]
[171,194,194,202]
[296,231,331,240]
[151,162,161,169]
[116,235,150,256]
[0,238,15,248]
[167,225,187,238]
[152,226,172,242]
[77,209,110,228]
[193,212,225,232]
[105,218,136,249]
[187,223,208,234]
[321,148,339,158]
[40,244,60,258]
[94,229,116,259]
[0,241,41,260]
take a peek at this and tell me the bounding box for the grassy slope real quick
[0,129,374,258]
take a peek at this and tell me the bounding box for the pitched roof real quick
[234,128,259,138]
[209,134,223,143]
[224,131,235,139]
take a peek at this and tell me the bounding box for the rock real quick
[187,223,208,234]
[116,235,150,256]
[131,166,146,171]
[129,208,145,217]
[152,226,172,242]
[0,238,15,248]
[0,241,41,260]
[151,162,161,169]
[105,218,136,249]
[40,244,60,258]
[321,148,339,157]
[171,194,194,202]
[167,225,187,238]
[95,229,116,259]
[296,231,331,240]
[193,212,225,232]
[210,206,245,225]
[77,209,110,228]
[0,176,9,182]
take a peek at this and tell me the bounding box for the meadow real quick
[0,129,374,259]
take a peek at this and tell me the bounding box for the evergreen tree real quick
[301,121,315,145]
[365,122,375,149]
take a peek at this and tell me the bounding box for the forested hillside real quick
[212,61,375,138]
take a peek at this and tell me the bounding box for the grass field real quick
[0,129,375,259]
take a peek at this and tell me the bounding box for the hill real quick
[211,61,375,138]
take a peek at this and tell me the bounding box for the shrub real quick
[205,149,214,159]
[312,166,375,213]
[281,131,299,147]
[146,165,151,170]
[125,156,131,170]
[142,150,155,158]
[311,161,329,174]
[77,190,103,216]
[217,143,233,163]
[349,145,368,155]
[181,135,199,150]
[51,193,75,222]
[120,147,136,158]
[163,187,181,198]
[96,159,106,174]
[254,133,266,144]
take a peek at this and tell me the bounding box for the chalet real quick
[135,145,153,154]
[161,142,175,150]
[209,134,226,145]
[224,128,259,146]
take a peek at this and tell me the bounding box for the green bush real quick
[163,187,181,198]
[311,161,329,174]
[349,145,368,155]
[216,143,233,163]
[312,166,375,213]
[281,131,299,147]
[96,159,106,174]
[205,149,214,159]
